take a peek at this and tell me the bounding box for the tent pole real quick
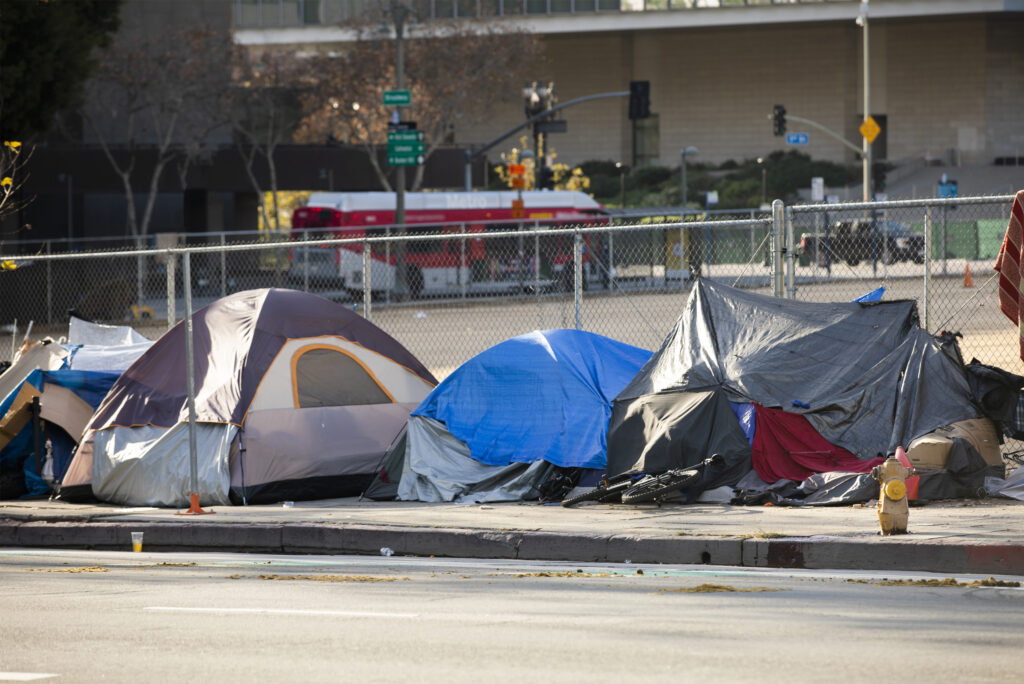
[178,250,213,516]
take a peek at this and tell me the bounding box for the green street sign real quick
[387,154,423,167]
[387,130,424,143]
[387,141,425,156]
[383,90,411,107]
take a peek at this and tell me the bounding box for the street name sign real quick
[387,128,425,165]
[387,153,424,167]
[786,132,809,145]
[387,130,424,143]
[383,90,411,107]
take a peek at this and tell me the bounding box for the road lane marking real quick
[145,606,418,618]
[0,674,58,681]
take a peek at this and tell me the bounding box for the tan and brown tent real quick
[61,288,436,507]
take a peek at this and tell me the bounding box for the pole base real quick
[176,492,215,516]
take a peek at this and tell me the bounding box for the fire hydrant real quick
[871,449,917,536]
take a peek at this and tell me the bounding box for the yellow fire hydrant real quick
[871,449,917,535]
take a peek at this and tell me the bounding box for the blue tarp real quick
[0,369,121,495]
[412,329,652,469]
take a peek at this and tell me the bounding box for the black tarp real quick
[608,279,979,478]
[606,388,752,486]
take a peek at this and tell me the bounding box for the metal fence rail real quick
[2,194,1019,382]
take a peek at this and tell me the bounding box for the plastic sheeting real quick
[606,388,752,486]
[68,316,149,346]
[412,329,651,469]
[616,278,979,460]
[91,423,235,507]
[398,416,552,503]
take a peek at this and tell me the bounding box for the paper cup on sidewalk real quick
[131,531,144,553]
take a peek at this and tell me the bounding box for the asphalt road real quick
[2,549,1022,683]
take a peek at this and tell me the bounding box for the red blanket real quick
[752,404,883,483]
[995,189,1024,362]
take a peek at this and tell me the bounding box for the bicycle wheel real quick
[621,469,700,505]
[561,486,610,508]
[561,475,633,507]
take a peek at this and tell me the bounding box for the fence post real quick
[45,241,52,326]
[166,250,176,330]
[574,230,583,330]
[534,227,540,305]
[182,250,199,496]
[301,231,309,293]
[924,205,932,331]
[785,204,796,299]
[220,233,227,298]
[771,199,785,297]
[362,238,372,321]
[460,223,467,300]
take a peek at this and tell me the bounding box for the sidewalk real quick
[3,496,1024,576]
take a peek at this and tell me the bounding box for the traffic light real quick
[538,165,555,190]
[871,162,887,193]
[772,105,787,136]
[629,81,650,120]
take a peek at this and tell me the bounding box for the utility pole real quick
[859,0,871,201]
[392,0,408,225]
[387,0,411,298]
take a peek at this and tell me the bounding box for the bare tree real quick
[229,48,311,234]
[294,16,543,192]
[0,140,32,231]
[81,27,234,241]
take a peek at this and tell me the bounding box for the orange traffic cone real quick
[894,446,919,502]
[964,264,974,288]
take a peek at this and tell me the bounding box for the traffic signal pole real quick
[463,91,629,191]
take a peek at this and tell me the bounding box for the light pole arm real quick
[786,114,864,157]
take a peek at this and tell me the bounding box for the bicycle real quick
[620,454,726,505]
[560,472,638,507]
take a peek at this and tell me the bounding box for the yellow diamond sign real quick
[860,116,881,144]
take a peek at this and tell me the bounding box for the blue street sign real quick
[786,132,809,146]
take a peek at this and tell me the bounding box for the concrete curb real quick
[3,518,1023,576]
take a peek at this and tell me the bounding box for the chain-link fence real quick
[786,195,1015,371]
[1,195,1018,384]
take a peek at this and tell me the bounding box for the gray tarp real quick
[91,423,235,507]
[615,279,978,461]
[398,416,551,503]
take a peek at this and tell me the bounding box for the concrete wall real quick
[459,14,1019,170]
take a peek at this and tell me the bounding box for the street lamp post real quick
[680,146,699,284]
[386,1,412,298]
[858,0,871,201]
[523,81,554,189]
[757,157,767,207]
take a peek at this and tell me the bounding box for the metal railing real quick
[232,0,835,29]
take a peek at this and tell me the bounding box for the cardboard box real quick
[939,418,1003,467]
[906,434,953,470]
[0,382,41,451]
[908,417,1004,470]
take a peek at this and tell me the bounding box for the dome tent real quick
[380,329,651,503]
[61,289,436,507]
